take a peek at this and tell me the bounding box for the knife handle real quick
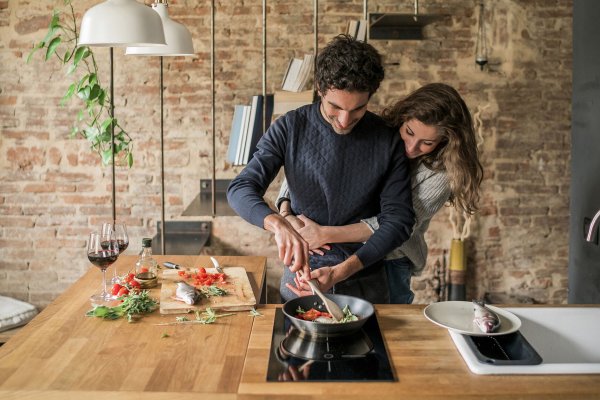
[164,261,180,269]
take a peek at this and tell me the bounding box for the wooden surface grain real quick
[238,305,600,400]
[0,255,266,398]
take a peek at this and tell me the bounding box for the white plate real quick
[423,301,522,336]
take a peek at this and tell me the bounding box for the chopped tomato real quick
[111,283,123,296]
[296,308,332,321]
[124,273,135,283]
[129,280,141,290]
[117,286,129,297]
[139,267,149,273]
[198,267,206,274]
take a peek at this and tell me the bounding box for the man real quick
[227,34,414,303]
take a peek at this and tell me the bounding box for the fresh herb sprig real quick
[155,307,234,326]
[86,290,158,322]
[200,285,227,298]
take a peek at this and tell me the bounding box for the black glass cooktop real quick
[266,308,395,382]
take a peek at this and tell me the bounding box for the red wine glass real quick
[88,230,119,305]
[101,222,128,283]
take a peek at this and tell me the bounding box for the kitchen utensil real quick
[159,267,256,314]
[305,279,344,321]
[423,301,521,336]
[163,261,180,269]
[282,294,374,337]
[210,256,224,273]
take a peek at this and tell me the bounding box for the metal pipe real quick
[110,47,116,224]
[586,209,600,242]
[262,0,266,133]
[160,56,166,254]
[210,0,216,217]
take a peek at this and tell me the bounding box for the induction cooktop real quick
[266,308,395,382]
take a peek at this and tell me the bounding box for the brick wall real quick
[0,0,572,308]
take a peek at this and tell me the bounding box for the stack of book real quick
[272,90,314,116]
[281,54,314,93]
[226,94,274,166]
[346,19,368,42]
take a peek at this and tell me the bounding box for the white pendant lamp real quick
[79,0,166,47]
[125,2,195,56]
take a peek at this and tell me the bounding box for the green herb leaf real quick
[161,333,170,338]
[249,308,262,317]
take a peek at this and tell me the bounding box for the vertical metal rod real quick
[363,0,367,20]
[110,47,116,224]
[160,56,166,255]
[313,0,318,91]
[262,0,266,133]
[262,0,267,304]
[210,0,216,217]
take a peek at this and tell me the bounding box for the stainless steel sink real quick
[450,307,600,374]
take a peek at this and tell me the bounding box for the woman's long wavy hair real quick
[381,83,484,214]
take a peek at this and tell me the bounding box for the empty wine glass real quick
[101,221,129,283]
[87,230,119,305]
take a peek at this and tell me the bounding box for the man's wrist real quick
[263,212,287,233]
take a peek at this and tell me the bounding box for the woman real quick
[278,83,484,303]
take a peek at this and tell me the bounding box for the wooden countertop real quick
[0,255,266,400]
[239,305,600,400]
[2,259,599,400]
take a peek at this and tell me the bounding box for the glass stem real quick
[101,269,108,295]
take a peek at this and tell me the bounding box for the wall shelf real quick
[369,12,447,40]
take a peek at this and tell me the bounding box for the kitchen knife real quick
[163,261,180,269]
[210,256,224,273]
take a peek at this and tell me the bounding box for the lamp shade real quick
[126,3,195,56]
[78,0,166,47]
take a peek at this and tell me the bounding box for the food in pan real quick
[472,300,501,333]
[295,305,359,324]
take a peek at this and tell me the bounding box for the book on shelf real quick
[244,94,274,164]
[227,94,274,166]
[234,105,251,165]
[226,104,246,164]
[273,90,314,116]
[346,19,368,42]
[281,54,314,93]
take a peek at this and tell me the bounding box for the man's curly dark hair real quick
[316,34,384,97]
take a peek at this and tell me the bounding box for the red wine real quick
[101,240,127,251]
[88,251,118,270]
[117,239,129,251]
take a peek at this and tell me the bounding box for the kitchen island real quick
[1,256,599,399]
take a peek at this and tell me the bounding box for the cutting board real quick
[159,267,256,314]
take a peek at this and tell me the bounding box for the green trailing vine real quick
[27,0,133,167]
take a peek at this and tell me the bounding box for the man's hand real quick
[285,255,364,297]
[297,215,332,255]
[263,213,310,276]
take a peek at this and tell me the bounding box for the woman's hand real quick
[297,215,332,255]
[286,267,336,296]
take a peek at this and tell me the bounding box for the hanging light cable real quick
[125,0,195,254]
[475,0,488,70]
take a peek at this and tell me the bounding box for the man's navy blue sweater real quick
[227,102,414,269]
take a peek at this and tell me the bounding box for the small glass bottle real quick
[135,238,158,287]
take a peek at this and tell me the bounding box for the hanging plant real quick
[27,0,133,167]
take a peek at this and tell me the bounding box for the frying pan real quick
[282,294,374,337]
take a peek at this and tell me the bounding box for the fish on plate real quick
[472,300,501,333]
[174,281,200,305]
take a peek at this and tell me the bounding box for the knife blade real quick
[210,256,224,273]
